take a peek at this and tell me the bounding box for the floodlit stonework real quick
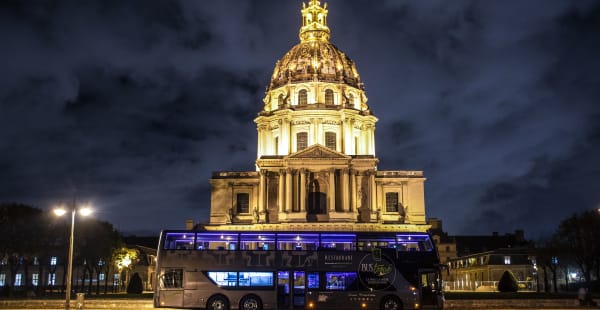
[206,0,429,232]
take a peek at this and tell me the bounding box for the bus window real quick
[307,272,319,289]
[163,233,194,250]
[239,272,274,287]
[397,234,434,252]
[159,269,183,288]
[208,272,238,287]
[240,233,275,250]
[320,233,356,251]
[325,272,357,290]
[277,233,319,250]
[195,233,237,250]
[357,235,397,250]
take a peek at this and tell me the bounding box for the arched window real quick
[298,89,308,105]
[348,93,354,106]
[325,89,334,105]
[278,94,284,107]
[325,132,336,150]
[297,132,308,151]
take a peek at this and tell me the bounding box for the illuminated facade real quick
[207,0,429,232]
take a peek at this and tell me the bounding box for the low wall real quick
[445,298,599,309]
[0,298,598,309]
[0,299,153,309]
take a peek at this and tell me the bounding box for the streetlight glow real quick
[79,207,93,216]
[53,203,93,310]
[54,208,67,216]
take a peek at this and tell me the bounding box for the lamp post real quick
[54,205,92,310]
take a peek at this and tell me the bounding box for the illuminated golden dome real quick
[268,0,363,91]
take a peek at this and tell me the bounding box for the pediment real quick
[286,144,351,160]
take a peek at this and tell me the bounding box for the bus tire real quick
[239,294,262,310]
[380,295,402,310]
[207,294,229,310]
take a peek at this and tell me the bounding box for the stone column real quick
[341,168,349,212]
[300,169,307,212]
[286,168,293,212]
[283,117,291,155]
[369,170,377,214]
[350,169,357,213]
[259,169,267,221]
[329,168,336,212]
[278,170,285,213]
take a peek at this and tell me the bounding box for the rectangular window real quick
[0,273,5,286]
[32,273,39,286]
[236,193,250,214]
[163,232,194,250]
[385,192,399,212]
[99,273,105,281]
[297,132,308,151]
[33,257,39,265]
[15,273,22,286]
[238,272,274,287]
[48,273,56,286]
[113,274,120,286]
[160,269,183,288]
[325,272,357,291]
[50,256,57,266]
[504,256,511,265]
[325,132,336,150]
[307,272,319,289]
[208,272,238,287]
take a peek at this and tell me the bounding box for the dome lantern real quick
[299,0,330,43]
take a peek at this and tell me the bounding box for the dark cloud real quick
[1,0,599,237]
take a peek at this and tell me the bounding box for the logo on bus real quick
[357,248,395,290]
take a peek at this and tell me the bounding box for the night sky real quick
[1,0,599,238]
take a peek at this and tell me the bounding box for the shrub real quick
[497,270,519,292]
[127,272,143,294]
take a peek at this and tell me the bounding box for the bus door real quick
[277,270,306,309]
[418,269,444,309]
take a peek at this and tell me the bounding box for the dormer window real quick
[278,94,284,107]
[325,89,334,105]
[348,93,354,106]
[299,90,308,105]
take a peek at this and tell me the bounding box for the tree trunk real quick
[552,267,558,293]
[543,266,549,293]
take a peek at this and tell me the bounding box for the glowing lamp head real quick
[53,208,67,216]
[79,207,93,216]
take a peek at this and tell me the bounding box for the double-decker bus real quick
[154,230,444,310]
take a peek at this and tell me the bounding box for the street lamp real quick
[54,204,92,310]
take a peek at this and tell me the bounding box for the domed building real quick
[207,0,429,232]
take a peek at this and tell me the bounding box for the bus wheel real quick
[207,295,229,310]
[240,294,262,310]
[380,296,402,310]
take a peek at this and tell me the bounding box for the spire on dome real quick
[299,0,330,43]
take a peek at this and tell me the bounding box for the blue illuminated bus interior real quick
[161,231,433,252]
